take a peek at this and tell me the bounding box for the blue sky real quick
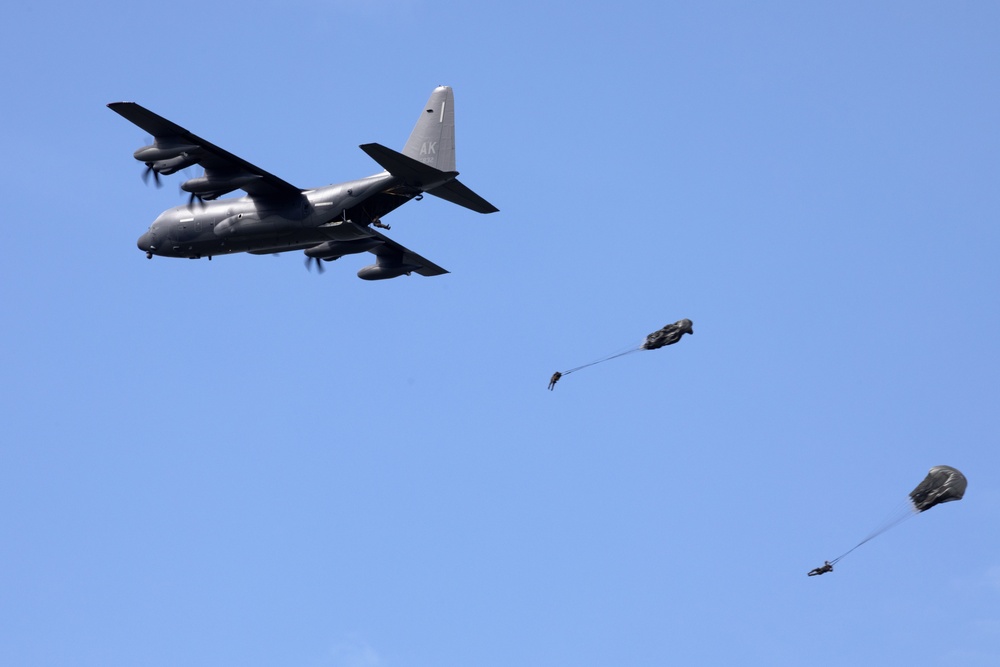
[2,1,999,666]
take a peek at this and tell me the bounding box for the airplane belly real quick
[197,229,328,256]
[317,219,378,241]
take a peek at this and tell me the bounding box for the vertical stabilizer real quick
[403,86,456,172]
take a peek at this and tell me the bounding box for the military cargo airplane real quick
[108,86,497,280]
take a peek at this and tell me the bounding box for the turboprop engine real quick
[357,264,419,280]
[182,173,263,200]
[133,141,201,175]
[133,143,199,163]
[304,238,383,260]
[357,253,420,280]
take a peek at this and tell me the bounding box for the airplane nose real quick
[137,231,155,254]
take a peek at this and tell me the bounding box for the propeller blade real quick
[304,256,325,274]
[142,165,162,187]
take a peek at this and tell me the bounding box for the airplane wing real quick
[308,221,447,279]
[107,102,301,200]
[367,228,448,277]
[358,229,448,280]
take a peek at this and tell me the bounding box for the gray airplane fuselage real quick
[138,171,396,259]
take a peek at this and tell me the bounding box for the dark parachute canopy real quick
[643,319,694,350]
[909,465,967,512]
[548,319,693,390]
[811,465,967,575]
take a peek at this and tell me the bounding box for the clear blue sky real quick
[2,2,999,666]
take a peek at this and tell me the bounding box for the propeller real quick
[186,190,205,208]
[304,256,326,274]
[139,136,162,187]
[181,167,208,208]
[141,164,162,187]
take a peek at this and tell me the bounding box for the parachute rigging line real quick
[560,345,643,376]
[830,498,919,565]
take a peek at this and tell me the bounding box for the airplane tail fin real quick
[403,86,456,172]
[358,86,497,214]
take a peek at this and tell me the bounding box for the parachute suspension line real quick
[560,346,644,376]
[830,498,920,565]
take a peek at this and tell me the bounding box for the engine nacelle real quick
[151,154,201,175]
[133,142,200,163]
[305,238,382,259]
[182,174,262,199]
[357,263,419,280]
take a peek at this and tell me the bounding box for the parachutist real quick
[373,219,390,230]
[549,318,694,389]
[820,466,967,570]
[807,561,834,576]
[548,371,562,390]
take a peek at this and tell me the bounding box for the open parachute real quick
[548,319,693,390]
[909,465,967,511]
[810,466,967,575]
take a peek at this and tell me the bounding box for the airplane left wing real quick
[107,102,302,200]
[308,222,447,280]
[357,227,448,280]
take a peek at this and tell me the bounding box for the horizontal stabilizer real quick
[360,143,497,214]
[360,143,457,190]
[428,179,499,214]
